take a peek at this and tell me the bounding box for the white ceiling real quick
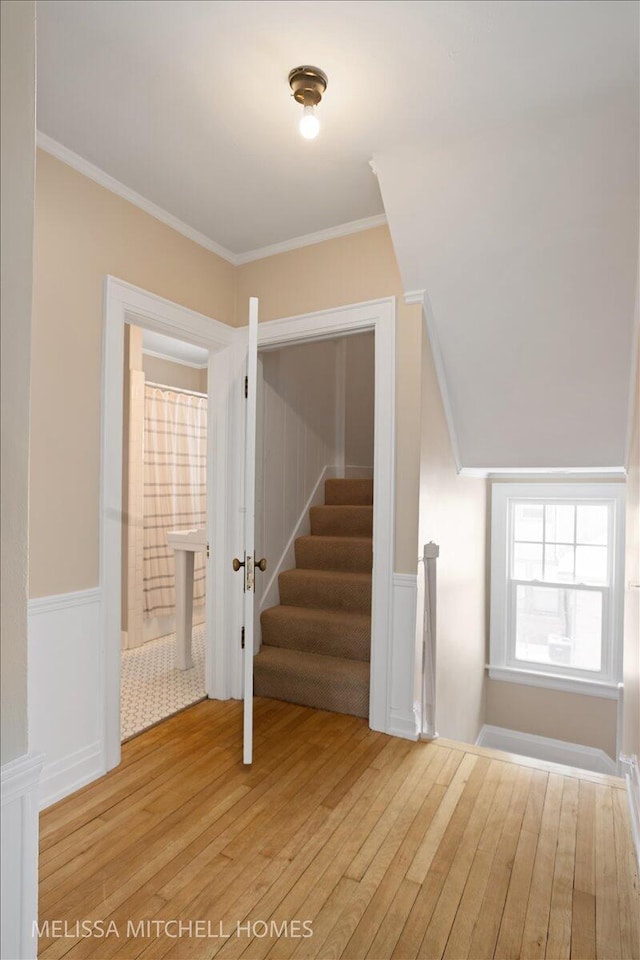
[36,1,637,256]
[37,1,639,468]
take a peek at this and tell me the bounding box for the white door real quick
[238,297,260,764]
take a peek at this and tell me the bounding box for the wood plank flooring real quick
[38,698,639,960]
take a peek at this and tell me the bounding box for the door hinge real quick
[244,375,248,399]
[206,542,210,559]
[241,626,245,649]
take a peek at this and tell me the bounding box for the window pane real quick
[575,546,608,584]
[514,503,543,542]
[545,504,575,544]
[514,585,602,672]
[513,543,543,580]
[544,543,575,583]
[577,505,608,546]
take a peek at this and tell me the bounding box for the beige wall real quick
[236,226,422,574]
[418,325,488,744]
[1,0,36,763]
[485,680,618,758]
[142,354,208,394]
[345,332,375,469]
[30,151,234,597]
[623,322,640,759]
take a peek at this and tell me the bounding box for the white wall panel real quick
[256,340,340,615]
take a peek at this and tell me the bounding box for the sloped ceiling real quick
[376,92,638,468]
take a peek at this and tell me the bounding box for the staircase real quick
[254,478,373,718]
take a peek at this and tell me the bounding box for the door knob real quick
[232,557,245,572]
[256,557,267,572]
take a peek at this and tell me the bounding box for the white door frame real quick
[252,297,396,733]
[101,277,237,770]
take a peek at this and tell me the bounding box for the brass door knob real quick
[256,557,267,572]
[232,557,245,572]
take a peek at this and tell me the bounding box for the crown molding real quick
[233,214,388,265]
[403,289,426,306]
[36,131,387,267]
[36,131,238,263]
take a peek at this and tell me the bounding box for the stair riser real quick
[254,662,369,719]
[261,612,370,662]
[324,478,373,506]
[279,574,371,614]
[310,506,373,537]
[294,537,372,573]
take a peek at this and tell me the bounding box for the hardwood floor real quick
[38,699,639,960]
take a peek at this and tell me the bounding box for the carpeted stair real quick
[254,478,373,718]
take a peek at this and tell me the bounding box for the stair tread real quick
[254,646,369,718]
[325,478,373,505]
[261,604,370,662]
[279,568,371,585]
[296,535,373,545]
[261,604,370,628]
[255,645,370,681]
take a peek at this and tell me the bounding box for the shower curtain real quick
[142,384,207,619]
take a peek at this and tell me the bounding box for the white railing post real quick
[422,541,440,739]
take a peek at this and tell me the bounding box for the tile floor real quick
[120,626,206,740]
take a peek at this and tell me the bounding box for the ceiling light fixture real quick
[288,65,327,140]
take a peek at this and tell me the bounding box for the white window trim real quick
[489,482,625,699]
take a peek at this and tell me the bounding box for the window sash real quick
[508,499,614,587]
[506,579,612,682]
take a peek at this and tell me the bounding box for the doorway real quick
[102,277,237,771]
[120,325,210,740]
[246,298,396,739]
[253,331,375,719]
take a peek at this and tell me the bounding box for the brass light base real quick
[288,65,328,107]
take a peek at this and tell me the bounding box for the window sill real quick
[487,665,621,700]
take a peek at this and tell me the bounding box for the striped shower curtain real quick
[142,384,207,618]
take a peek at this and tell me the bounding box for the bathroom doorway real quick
[120,325,209,739]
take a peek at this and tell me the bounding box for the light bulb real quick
[299,104,320,139]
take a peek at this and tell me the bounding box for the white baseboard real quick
[1,752,43,960]
[38,741,103,811]
[476,724,618,776]
[388,710,419,740]
[388,574,419,741]
[620,754,640,868]
[259,464,338,615]
[28,587,105,809]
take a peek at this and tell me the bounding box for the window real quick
[490,483,625,697]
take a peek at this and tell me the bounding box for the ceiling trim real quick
[36,131,387,267]
[36,131,237,263]
[233,214,387,265]
[142,347,208,370]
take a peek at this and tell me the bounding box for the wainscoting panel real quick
[28,588,104,809]
[1,752,43,959]
[389,574,419,740]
